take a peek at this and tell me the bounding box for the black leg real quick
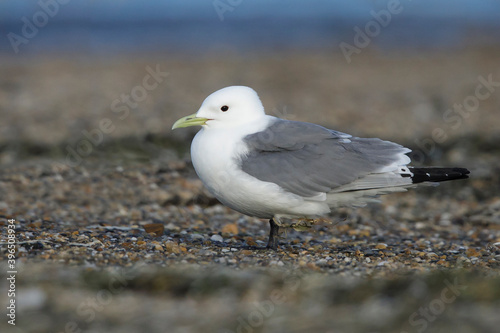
[266,218,280,250]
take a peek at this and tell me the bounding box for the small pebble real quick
[316,259,328,265]
[210,234,223,242]
[191,234,205,241]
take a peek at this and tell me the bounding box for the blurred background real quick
[0,0,499,166]
[1,1,500,333]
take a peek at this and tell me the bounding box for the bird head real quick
[172,86,266,130]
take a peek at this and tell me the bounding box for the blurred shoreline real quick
[1,46,499,167]
[2,0,500,56]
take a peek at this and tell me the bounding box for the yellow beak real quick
[171,113,210,130]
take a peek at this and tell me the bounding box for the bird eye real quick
[220,105,229,112]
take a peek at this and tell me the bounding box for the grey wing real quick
[240,119,411,197]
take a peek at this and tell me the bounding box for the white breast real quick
[190,117,328,219]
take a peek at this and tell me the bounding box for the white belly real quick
[190,120,329,219]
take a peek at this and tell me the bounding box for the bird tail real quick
[325,166,470,208]
[407,167,470,184]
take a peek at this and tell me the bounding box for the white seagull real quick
[172,86,469,250]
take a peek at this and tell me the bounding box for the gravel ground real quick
[1,49,500,332]
[1,155,499,333]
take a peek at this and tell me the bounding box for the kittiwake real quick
[172,86,470,250]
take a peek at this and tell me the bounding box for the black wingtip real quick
[408,167,470,184]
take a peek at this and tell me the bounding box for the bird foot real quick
[265,217,328,250]
[290,218,317,231]
[266,218,280,251]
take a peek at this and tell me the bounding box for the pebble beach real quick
[1,47,500,332]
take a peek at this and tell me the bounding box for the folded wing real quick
[240,119,412,198]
